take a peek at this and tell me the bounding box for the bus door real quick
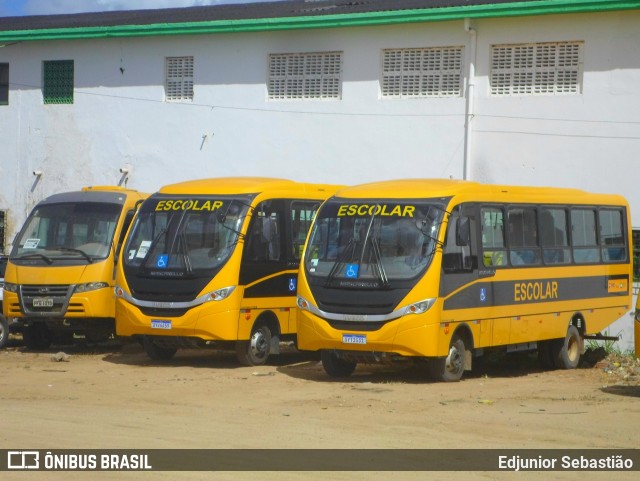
[440,205,488,344]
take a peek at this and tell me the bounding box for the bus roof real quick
[41,186,147,206]
[158,177,342,196]
[332,179,628,205]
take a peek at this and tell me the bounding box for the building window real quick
[0,63,8,105]
[381,47,463,98]
[268,52,342,100]
[43,60,74,104]
[165,56,194,101]
[490,41,583,96]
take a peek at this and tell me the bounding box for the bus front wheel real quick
[236,324,272,366]
[0,316,9,348]
[428,335,466,382]
[142,336,177,361]
[321,350,357,378]
[555,325,582,370]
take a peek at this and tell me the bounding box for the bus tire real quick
[321,350,356,378]
[142,336,177,361]
[23,323,53,350]
[0,316,9,348]
[555,325,582,370]
[236,324,272,366]
[428,335,466,382]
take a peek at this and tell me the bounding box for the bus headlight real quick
[206,286,236,302]
[297,296,310,311]
[75,282,109,293]
[406,298,436,315]
[635,309,640,322]
[3,282,18,293]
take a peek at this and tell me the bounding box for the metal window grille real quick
[381,47,463,98]
[490,41,583,95]
[0,63,8,105]
[165,56,194,101]
[43,60,74,104]
[268,52,342,100]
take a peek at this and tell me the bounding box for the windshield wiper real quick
[52,246,95,263]
[14,253,54,264]
[324,237,357,287]
[359,211,389,289]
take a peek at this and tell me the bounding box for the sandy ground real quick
[0,337,638,481]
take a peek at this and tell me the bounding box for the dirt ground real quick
[1,337,639,481]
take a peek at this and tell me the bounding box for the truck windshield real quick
[305,200,445,286]
[123,196,250,274]
[11,202,122,263]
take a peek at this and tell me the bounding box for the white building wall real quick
[0,13,638,221]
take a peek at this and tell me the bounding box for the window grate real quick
[43,60,74,104]
[165,56,194,101]
[491,41,583,96]
[268,52,342,100]
[0,63,8,106]
[381,46,463,98]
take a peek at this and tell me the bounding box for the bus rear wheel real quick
[555,325,582,369]
[142,336,177,361]
[236,324,272,366]
[428,335,466,382]
[321,350,357,378]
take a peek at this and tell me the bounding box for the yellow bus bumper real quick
[115,298,240,341]
[297,311,443,357]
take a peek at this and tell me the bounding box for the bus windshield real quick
[305,199,446,287]
[123,196,250,274]
[11,202,122,263]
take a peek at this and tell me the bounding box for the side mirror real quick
[456,217,470,246]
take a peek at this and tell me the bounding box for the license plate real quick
[151,320,172,330]
[32,297,54,308]
[342,334,366,345]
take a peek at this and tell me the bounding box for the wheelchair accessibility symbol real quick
[345,263,359,279]
[289,278,297,292]
[156,254,168,269]
[479,287,487,303]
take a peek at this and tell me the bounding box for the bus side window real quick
[481,207,507,267]
[571,208,600,263]
[443,214,473,272]
[599,209,626,261]
[540,208,570,264]
[245,201,282,262]
[507,207,540,266]
[290,201,320,260]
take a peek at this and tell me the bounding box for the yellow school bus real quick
[296,179,632,381]
[114,177,342,365]
[3,186,148,349]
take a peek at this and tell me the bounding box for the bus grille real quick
[19,284,73,316]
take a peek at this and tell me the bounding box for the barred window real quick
[381,47,463,98]
[43,60,74,104]
[490,41,583,95]
[165,56,194,101]
[0,63,8,105]
[268,52,342,100]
